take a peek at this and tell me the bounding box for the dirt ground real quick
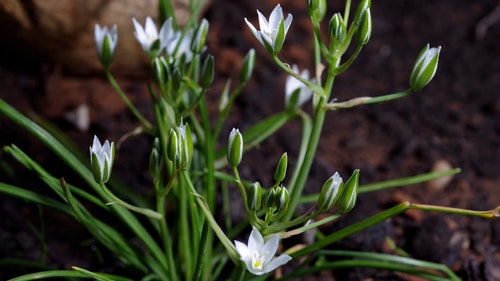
[1,0,499,280]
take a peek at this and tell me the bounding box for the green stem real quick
[105,68,153,130]
[156,185,177,280]
[410,203,500,218]
[100,184,162,220]
[181,171,240,264]
[178,173,193,280]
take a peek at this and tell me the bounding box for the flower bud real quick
[353,0,371,25]
[338,169,359,213]
[409,44,441,92]
[167,122,193,169]
[167,128,179,163]
[153,57,166,87]
[247,182,263,211]
[262,188,277,210]
[356,8,372,46]
[273,153,288,184]
[149,138,163,182]
[94,24,118,68]
[89,136,115,184]
[191,18,209,54]
[177,122,193,169]
[201,54,214,88]
[240,49,256,83]
[227,128,243,167]
[318,172,344,212]
[329,13,346,50]
[307,0,326,21]
[274,185,290,213]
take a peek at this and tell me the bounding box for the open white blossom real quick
[285,64,313,109]
[133,17,160,52]
[245,4,292,54]
[234,227,291,275]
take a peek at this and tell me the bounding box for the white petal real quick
[268,5,283,32]
[262,254,292,273]
[256,10,269,33]
[284,14,293,35]
[234,240,251,261]
[144,17,158,38]
[248,227,264,251]
[260,234,279,263]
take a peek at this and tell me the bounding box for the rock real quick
[0,0,211,75]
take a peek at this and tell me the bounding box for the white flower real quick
[133,17,160,52]
[158,17,180,53]
[245,4,293,55]
[89,136,115,184]
[94,24,118,66]
[285,65,313,109]
[166,28,195,63]
[234,227,291,275]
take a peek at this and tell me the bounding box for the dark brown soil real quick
[1,0,499,280]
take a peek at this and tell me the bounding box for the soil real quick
[1,0,499,280]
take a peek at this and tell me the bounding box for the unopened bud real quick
[353,0,371,25]
[274,185,290,213]
[167,129,178,163]
[356,8,372,46]
[149,138,163,182]
[191,18,209,54]
[227,128,243,167]
[409,44,441,92]
[329,13,346,50]
[318,172,344,212]
[201,55,214,88]
[338,169,359,213]
[247,182,263,211]
[273,153,288,184]
[240,49,256,83]
[263,188,277,210]
[307,0,326,21]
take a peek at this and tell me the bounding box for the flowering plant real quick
[0,0,498,280]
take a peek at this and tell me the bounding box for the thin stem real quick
[155,183,177,279]
[100,184,162,220]
[410,203,500,218]
[105,68,153,130]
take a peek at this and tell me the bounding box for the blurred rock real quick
[0,0,211,75]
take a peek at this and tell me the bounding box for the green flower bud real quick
[409,44,441,92]
[149,138,163,182]
[153,57,166,87]
[247,182,263,211]
[353,0,371,25]
[177,122,193,169]
[227,128,243,167]
[167,128,178,163]
[201,55,214,88]
[329,13,346,51]
[274,185,290,213]
[273,153,288,184]
[191,18,209,54]
[356,8,372,46]
[318,172,344,212]
[167,122,193,169]
[338,169,360,213]
[307,0,327,21]
[89,136,115,184]
[262,188,277,210]
[240,49,256,83]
